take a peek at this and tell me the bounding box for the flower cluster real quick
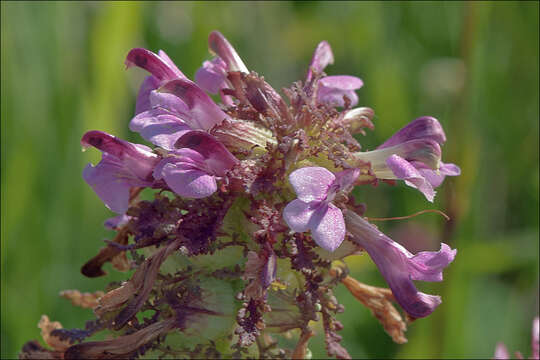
[22,31,460,359]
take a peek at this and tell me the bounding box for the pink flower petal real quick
[494,343,510,360]
[174,131,238,176]
[386,154,435,202]
[408,243,457,282]
[318,75,363,107]
[282,199,317,233]
[159,79,229,130]
[125,48,185,81]
[208,31,248,73]
[306,41,334,81]
[289,166,335,202]
[83,154,149,214]
[309,203,346,252]
[378,117,447,149]
[130,109,192,150]
[81,130,159,181]
[161,162,217,199]
[195,57,228,94]
[135,76,160,115]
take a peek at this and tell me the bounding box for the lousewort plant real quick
[21,31,460,359]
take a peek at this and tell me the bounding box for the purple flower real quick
[129,79,230,150]
[306,41,364,108]
[344,209,456,318]
[153,131,238,198]
[195,57,228,95]
[81,130,160,214]
[125,48,187,115]
[207,31,249,73]
[353,117,460,201]
[195,31,248,105]
[283,167,359,252]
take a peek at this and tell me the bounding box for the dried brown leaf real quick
[60,290,105,310]
[38,315,71,351]
[64,318,175,359]
[93,282,135,317]
[338,273,407,344]
[19,340,64,359]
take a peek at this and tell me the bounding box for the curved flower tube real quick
[81,130,160,214]
[343,209,456,318]
[352,117,460,201]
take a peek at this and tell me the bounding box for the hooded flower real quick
[153,131,238,198]
[343,209,456,318]
[82,130,160,214]
[125,48,188,115]
[283,167,359,252]
[125,46,232,152]
[195,31,249,106]
[130,79,230,150]
[306,41,364,108]
[352,116,460,201]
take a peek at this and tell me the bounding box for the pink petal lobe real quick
[386,154,435,202]
[159,79,229,130]
[283,199,317,233]
[208,31,248,73]
[174,131,238,176]
[309,203,346,252]
[125,48,184,81]
[161,163,217,199]
[306,41,334,81]
[289,166,335,202]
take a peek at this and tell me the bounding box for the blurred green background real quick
[1,1,538,358]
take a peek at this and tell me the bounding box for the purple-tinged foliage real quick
[23,31,461,360]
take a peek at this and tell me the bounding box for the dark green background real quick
[2,1,538,358]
